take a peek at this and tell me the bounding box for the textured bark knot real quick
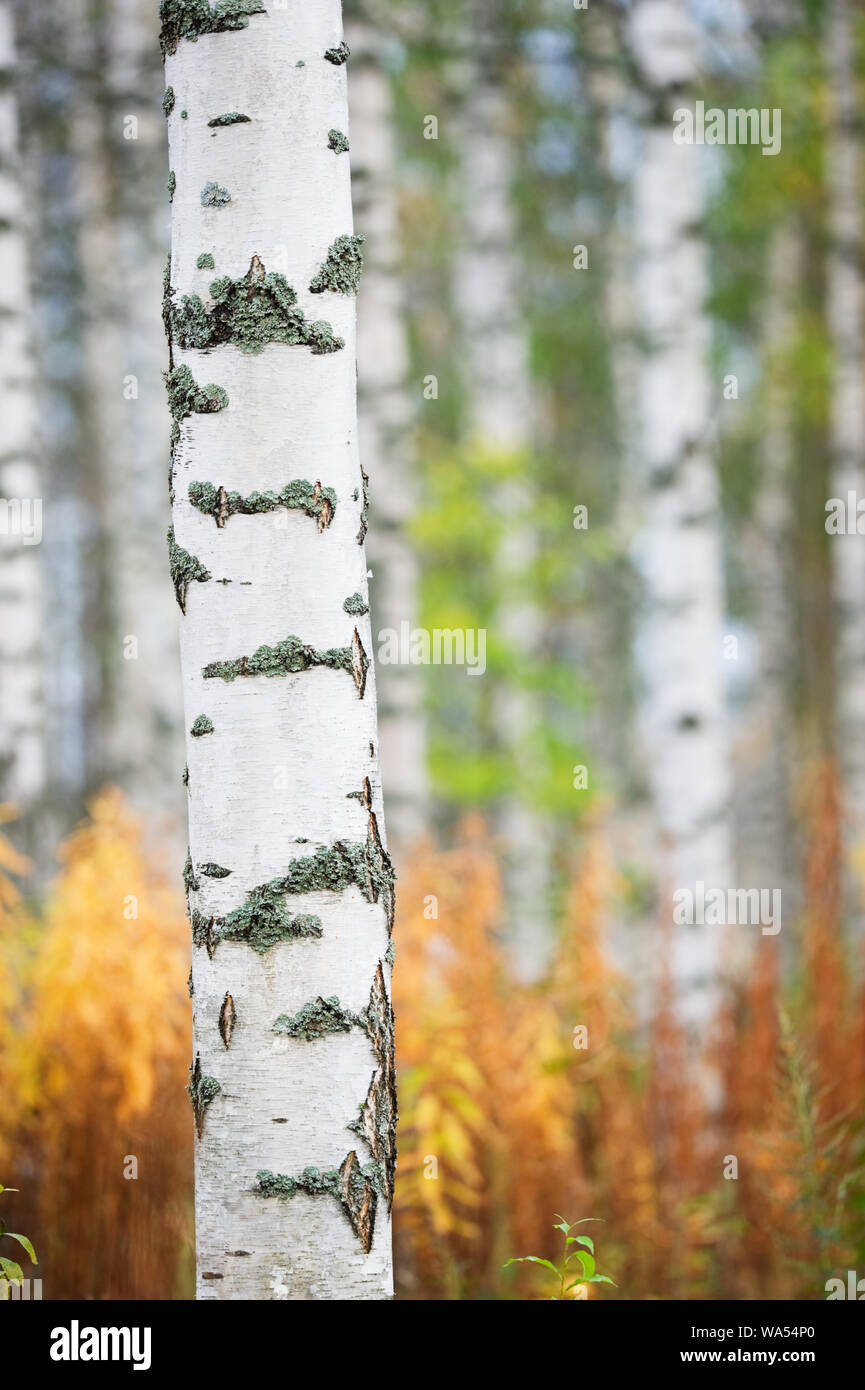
[167,527,210,613]
[187,1053,221,1138]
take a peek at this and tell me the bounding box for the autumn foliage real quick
[1,779,863,1300]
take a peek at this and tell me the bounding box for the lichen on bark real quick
[273,995,357,1040]
[190,713,214,736]
[309,234,365,296]
[188,478,336,531]
[208,112,251,127]
[201,631,368,698]
[188,1053,220,1138]
[256,1150,377,1253]
[168,526,210,613]
[201,180,231,207]
[327,128,349,154]
[342,592,368,616]
[170,255,343,355]
[159,0,265,57]
[323,40,350,66]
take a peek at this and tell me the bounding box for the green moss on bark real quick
[272,996,357,1040]
[187,1053,220,1137]
[323,41,350,65]
[171,255,343,355]
[188,478,336,530]
[309,234,365,296]
[196,252,215,269]
[168,526,210,613]
[201,633,366,697]
[208,112,251,126]
[159,0,265,57]
[201,180,231,207]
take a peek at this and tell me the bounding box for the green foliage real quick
[0,1184,37,1296]
[504,1215,615,1300]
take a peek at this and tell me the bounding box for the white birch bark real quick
[628,0,732,1030]
[0,0,45,822]
[163,0,394,1299]
[347,12,427,848]
[827,0,865,861]
[455,43,551,981]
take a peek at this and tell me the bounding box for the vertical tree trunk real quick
[162,0,394,1299]
[0,0,45,836]
[628,0,732,1029]
[827,0,865,865]
[72,0,184,816]
[456,13,551,980]
[347,10,427,849]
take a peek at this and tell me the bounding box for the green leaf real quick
[7,1234,36,1264]
[0,1256,23,1285]
[503,1256,560,1276]
[574,1235,594,1253]
[574,1250,596,1279]
[588,1275,616,1285]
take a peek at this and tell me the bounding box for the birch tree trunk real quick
[827,0,865,870]
[628,0,732,1031]
[162,0,394,1299]
[0,0,45,834]
[347,10,427,849]
[455,15,551,980]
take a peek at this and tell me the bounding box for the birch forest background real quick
[2,0,865,1302]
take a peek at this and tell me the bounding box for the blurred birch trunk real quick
[628,0,731,1030]
[347,10,427,849]
[0,0,45,847]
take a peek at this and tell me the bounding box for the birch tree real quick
[0,0,45,839]
[628,0,732,1030]
[455,4,551,979]
[162,0,395,1299]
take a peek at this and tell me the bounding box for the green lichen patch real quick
[188,478,336,531]
[168,526,210,614]
[162,87,175,117]
[324,41,350,65]
[190,714,214,737]
[159,0,265,56]
[309,234,365,296]
[256,1150,376,1252]
[385,937,395,967]
[201,632,366,697]
[187,1053,220,1138]
[165,363,228,443]
[273,995,357,1040]
[219,882,323,953]
[184,850,200,893]
[342,592,368,616]
[208,112,251,127]
[201,180,231,207]
[200,862,232,878]
[171,255,344,356]
[328,128,349,154]
[181,109,188,119]
[197,252,215,269]
[167,170,176,202]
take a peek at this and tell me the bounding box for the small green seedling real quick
[504,1214,615,1300]
[0,1184,38,1294]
